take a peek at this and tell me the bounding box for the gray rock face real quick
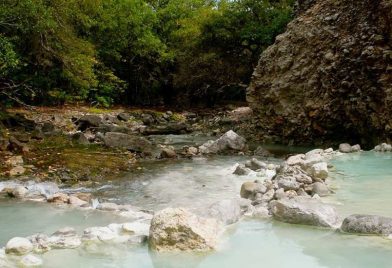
[103,132,153,154]
[341,214,392,235]
[199,130,246,154]
[247,0,392,146]
[149,208,222,252]
[207,199,242,225]
[270,197,339,228]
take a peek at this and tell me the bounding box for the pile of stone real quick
[374,143,392,152]
[0,180,153,221]
[1,220,151,267]
[239,148,341,228]
[338,143,361,153]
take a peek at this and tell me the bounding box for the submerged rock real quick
[20,254,43,267]
[270,197,339,228]
[207,199,242,225]
[149,208,221,252]
[341,214,392,235]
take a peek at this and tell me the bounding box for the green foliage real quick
[0,0,295,107]
[0,35,19,76]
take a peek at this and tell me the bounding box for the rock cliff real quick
[247,0,392,147]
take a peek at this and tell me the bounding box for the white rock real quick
[82,227,116,242]
[199,130,246,154]
[339,143,352,153]
[270,197,339,228]
[68,196,88,207]
[149,208,222,252]
[122,222,150,236]
[351,144,361,152]
[5,237,33,255]
[310,162,328,179]
[286,154,305,166]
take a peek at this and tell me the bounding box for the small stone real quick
[9,166,26,176]
[52,227,77,237]
[5,155,24,167]
[233,165,251,176]
[7,186,28,198]
[310,162,328,179]
[277,176,301,191]
[47,193,69,204]
[240,181,267,199]
[68,196,88,207]
[160,148,177,159]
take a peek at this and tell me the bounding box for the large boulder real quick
[103,132,153,154]
[340,214,392,235]
[149,208,222,252]
[247,0,392,146]
[270,197,339,228]
[199,130,246,154]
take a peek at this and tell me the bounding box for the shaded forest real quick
[1,0,294,108]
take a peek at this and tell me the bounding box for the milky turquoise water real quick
[2,151,392,267]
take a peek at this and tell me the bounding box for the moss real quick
[87,107,114,114]
[170,113,186,122]
[27,134,136,181]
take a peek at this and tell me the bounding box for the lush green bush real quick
[0,0,295,107]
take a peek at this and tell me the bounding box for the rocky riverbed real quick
[2,108,392,267]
